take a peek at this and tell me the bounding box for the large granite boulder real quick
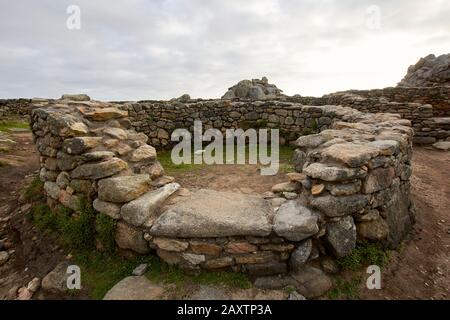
[221,77,284,100]
[398,53,450,87]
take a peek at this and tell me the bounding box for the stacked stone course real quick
[30,97,179,231]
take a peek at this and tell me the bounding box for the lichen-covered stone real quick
[153,238,189,252]
[357,217,389,241]
[44,181,60,200]
[362,166,395,194]
[70,158,128,180]
[273,201,319,241]
[290,265,332,298]
[310,194,369,217]
[121,182,180,227]
[324,216,356,258]
[190,241,222,256]
[303,163,367,182]
[115,221,149,254]
[289,239,312,271]
[97,174,151,203]
[62,137,102,155]
[225,242,257,254]
[77,107,127,121]
[93,199,121,219]
[130,145,157,162]
[322,143,380,167]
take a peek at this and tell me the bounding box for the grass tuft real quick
[95,213,117,254]
[337,243,389,271]
[0,119,30,132]
[24,176,45,202]
[328,276,361,299]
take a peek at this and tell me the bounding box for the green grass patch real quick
[95,214,117,254]
[328,276,361,299]
[28,203,59,232]
[28,197,97,252]
[0,119,30,132]
[58,200,96,251]
[336,243,389,271]
[24,176,45,202]
[69,251,251,300]
[72,252,153,300]
[158,143,295,175]
[28,199,251,299]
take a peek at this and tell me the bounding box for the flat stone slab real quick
[103,276,164,300]
[150,189,272,237]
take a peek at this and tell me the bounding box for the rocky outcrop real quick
[398,53,450,87]
[221,77,284,100]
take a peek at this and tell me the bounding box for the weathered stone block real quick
[97,174,151,203]
[324,216,356,258]
[70,158,128,180]
[362,166,395,194]
[273,201,319,241]
[121,183,180,227]
[115,221,149,254]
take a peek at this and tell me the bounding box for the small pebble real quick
[132,263,148,276]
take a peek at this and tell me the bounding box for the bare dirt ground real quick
[0,131,70,299]
[170,164,287,195]
[0,131,449,300]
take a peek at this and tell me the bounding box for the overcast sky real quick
[0,0,449,100]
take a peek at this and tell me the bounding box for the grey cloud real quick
[0,0,449,100]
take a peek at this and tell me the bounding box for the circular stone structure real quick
[30,96,415,296]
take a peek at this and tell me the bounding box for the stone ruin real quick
[29,93,416,297]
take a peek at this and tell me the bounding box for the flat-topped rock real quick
[77,106,128,121]
[150,189,272,237]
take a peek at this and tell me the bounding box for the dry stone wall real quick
[326,87,450,116]
[30,98,415,287]
[305,88,450,145]
[0,99,33,118]
[30,98,179,230]
[116,100,356,148]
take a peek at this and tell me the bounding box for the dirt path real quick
[0,131,449,300]
[0,131,69,299]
